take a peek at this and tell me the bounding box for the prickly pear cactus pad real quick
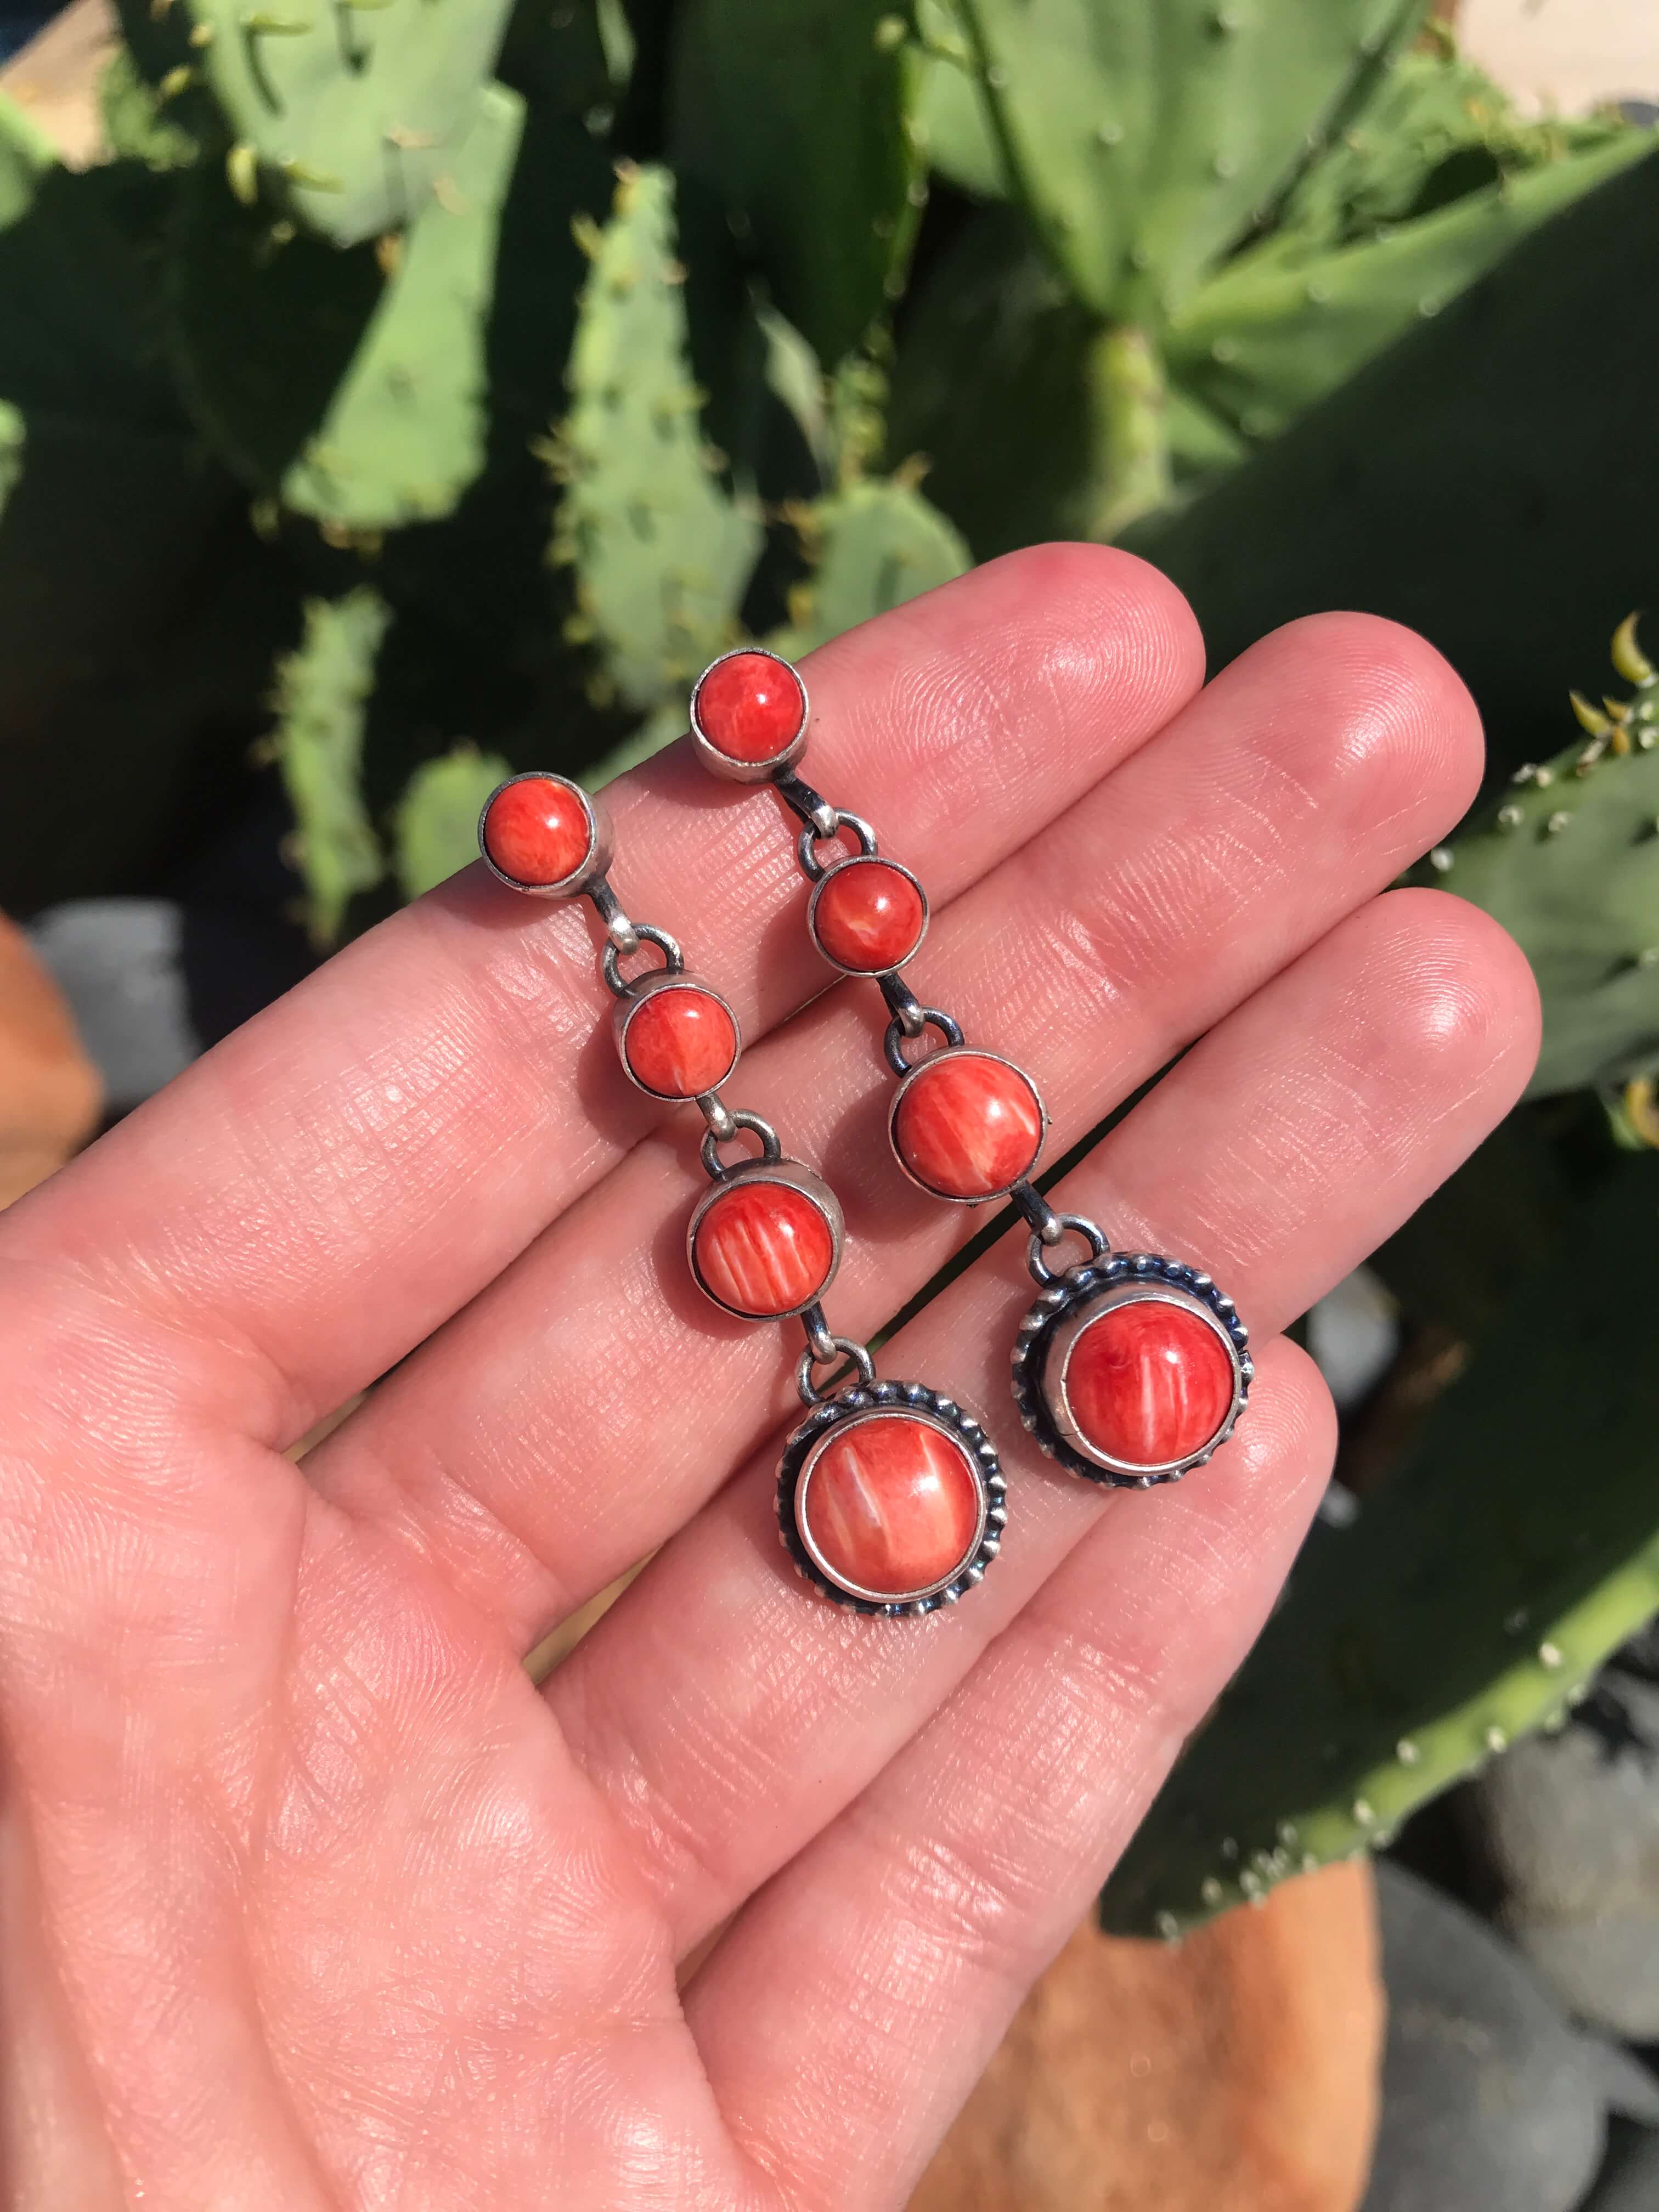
[113,0,517,246]
[768,476,970,658]
[916,0,1430,322]
[546,161,762,713]
[1100,1154,1659,1940]
[670,0,924,369]
[270,588,390,944]
[1408,622,1659,1099]
[393,744,512,901]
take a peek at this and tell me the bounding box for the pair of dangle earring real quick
[478,766,1005,1617]
[478,646,1250,1616]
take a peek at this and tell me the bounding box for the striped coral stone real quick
[1064,1303,1235,1468]
[695,652,805,763]
[893,1052,1042,1200]
[692,1180,834,1317]
[800,1415,981,1598]
[622,986,738,1099]
[812,859,926,973]
[481,776,591,887]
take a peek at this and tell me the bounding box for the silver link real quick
[1009,1177,1064,1246]
[697,1091,737,1143]
[796,1331,878,1406]
[601,922,684,999]
[879,972,928,1039]
[799,1301,838,1365]
[775,772,840,840]
[796,811,878,883]
[883,1006,964,1079]
[1027,1212,1109,1286]
[586,877,640,958]
[700,1108,783,1181]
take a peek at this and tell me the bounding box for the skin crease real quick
[0,546,1539,2210]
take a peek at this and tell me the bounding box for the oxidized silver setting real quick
[686,1155,844,1321]
[1012,1252,1251,1487]
[611,968,742,1101]
[777,1380,1006,1616]
[887,1043,1048,1205]
[806,854,931,977]
[690,645,810,783]
[476,771,613,898]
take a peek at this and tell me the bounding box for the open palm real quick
[0,548,1536,2208]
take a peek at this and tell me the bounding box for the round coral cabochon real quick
[812,859,927,974]
[694,652,806,764]
[482,776,592,888]
[1063,1300,1235,1469]
[893,1051,1043,1200]
[692,1178,835,1317]
[622,986,738,1100]
[799,1414,983,1599]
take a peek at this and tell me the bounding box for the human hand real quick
[0,548,1537,2209]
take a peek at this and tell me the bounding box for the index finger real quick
[0,547,1203,1447]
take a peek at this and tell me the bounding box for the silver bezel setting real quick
[1012,1252,1252,1487]
[686,1156,844,1321]
[777,1381,1006,1615]
[477,771,613,898]
[612,969,742,1101]
[888,1046,1048,1205]
[806,854,930,977]
[689,645,810,783]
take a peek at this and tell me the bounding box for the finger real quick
[684,1341,1336,2211]
[0,548,1201,1444]
[308,614,1483,1646]
[549,889,1538,1959]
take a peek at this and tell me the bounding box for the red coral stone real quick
[695,652,806,764]
[482,776,592,888]
[623,986,738,1100]
[893,1052,1043,1200]
[812,859,926,973]
[1064,1302,1236,1469]
[801,1415,982,1598]
[693,1180,834,1317]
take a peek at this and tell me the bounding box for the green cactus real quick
[919,0,1430,324]
[100,45,201,171]
[1101,1152,1659,1940]
[669,0,923,369]
[270,588,391,943]
[393,743,512,900]
[112,0,518,246]
[1167,127,1650,448]
[768,473,970,657]
[547,159,763,712]
[167,84,523,533]
[1128,146,1659,780]
[1402,622,1659,1100]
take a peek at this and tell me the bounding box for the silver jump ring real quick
[796,1335,878,1406]
[883,1006,964,1078]
[1027,1213,1110,1286]
[602,922,684,999]
[700,1109,783,1180]
[797,811,878,883]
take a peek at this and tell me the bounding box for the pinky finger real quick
[684,1340,1335,2212]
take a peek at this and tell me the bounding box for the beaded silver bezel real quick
[686,1156,844,1322]
[1012,1252,1252,1487]
[690,646,810,783]
[477,771,613,899]
[777,1381,1007,1615]
[887,1045,1048,1205]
